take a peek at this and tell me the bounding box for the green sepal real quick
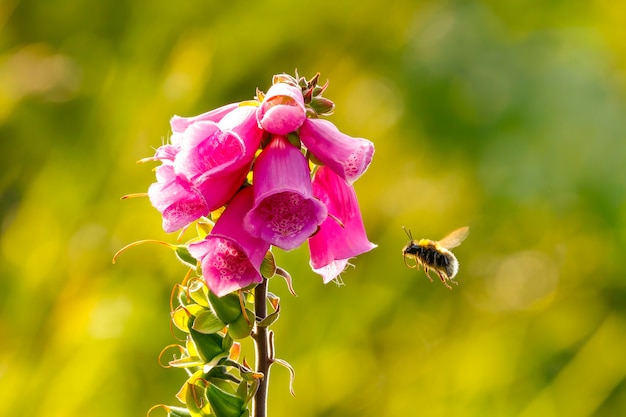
[257,299,280,328]
[168,355,205,369]
[164,406,194,417]
[196,219,214,238]
[193,309,227,335]
[189,326,228,365]
[206,366,241,384]
[188,280,211,308]
[307,150,324,166]
[227,309,254,339]
[309,96,335,115]
[257,308,279,328]
[236,381,247,402]
[181,371,212,417]
[222,331,234,353]
[260,251,276,279]
[172,305,205,332]
[207,384,245,417]
[286,132,301,148]
[175,245,198,269]
[209,291,242,324]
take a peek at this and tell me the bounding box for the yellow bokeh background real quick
[2,1,626,416]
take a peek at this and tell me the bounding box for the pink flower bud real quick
[256,83,307,135]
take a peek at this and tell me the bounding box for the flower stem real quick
[253,278,271,417]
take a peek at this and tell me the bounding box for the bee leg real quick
[403,254,418,269]
[423,267,434,283]
[436,271,453,290]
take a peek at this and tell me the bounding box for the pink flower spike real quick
[245,136,328,251]
[148,165,208,233]
[170,102,239,134]
[257,83,307,135]
[188,187,270,297]
[299,118,374,184]
[308,166,376,283]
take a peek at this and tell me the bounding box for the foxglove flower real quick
[188,187,270,297]
[244,135,327,250]
[148,164,208,233]
[148,105,263,232]
[308,166,376,283]
[299,118,374,184]
[257,83,307,135]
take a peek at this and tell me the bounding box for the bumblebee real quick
[402,226,469,289]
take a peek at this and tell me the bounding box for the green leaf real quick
[207,384,245,417]
[209,291,242,324]
[193,309,227,334]
[175,245,198,269]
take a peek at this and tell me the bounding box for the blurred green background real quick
[2,0,626,416]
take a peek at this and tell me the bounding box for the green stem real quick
[253,279,271,417]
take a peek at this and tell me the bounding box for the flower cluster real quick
[146,73,376,296]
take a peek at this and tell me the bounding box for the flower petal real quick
[299,118,374,184]
[175,121,246,182]
[308,166,376,283]
[188,187,269,297]
[170,102,239,134]
[148,165,208,233]
[245,136,327,250]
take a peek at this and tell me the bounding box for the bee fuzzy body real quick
[402,227,469,289]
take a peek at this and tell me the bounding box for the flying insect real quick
[402,226,469,289]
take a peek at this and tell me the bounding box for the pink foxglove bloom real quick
[148,165,209,233]
[299,118,374,184]
[188,187,270,297]
[245,135,328,251]
[257,83,307,135]
[148,105,264,232]
[308,166,376,283]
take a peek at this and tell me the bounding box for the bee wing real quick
[438,226,470,249]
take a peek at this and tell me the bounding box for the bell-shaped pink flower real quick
[176,105,263,211]
[148,105,264,233]
[244,136,328,250]
[308,166,376,283]
[298,118,374,184]
[257,83,307,135]
[148,165,209,233]
[188,187,270,297]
